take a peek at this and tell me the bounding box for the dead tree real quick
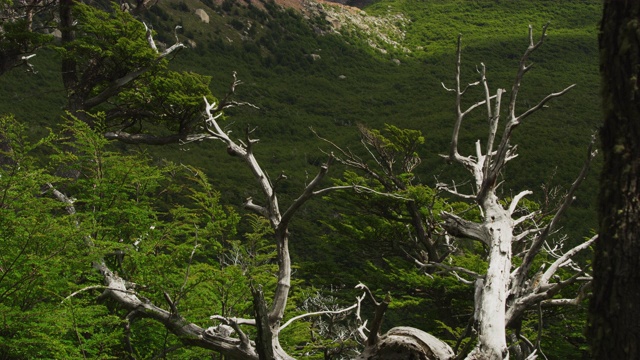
[53,73,388,359]
[194,76,342,359]
[316,25,596,360]
[53,72,457,359]
[308,25,596,360]
[435,25,596,360]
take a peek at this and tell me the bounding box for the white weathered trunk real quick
[466,195,512,360]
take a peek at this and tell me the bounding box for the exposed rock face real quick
[303,0,375,9]
[266,0,409,54]
[309,0,410,54]
[194,8,209,23]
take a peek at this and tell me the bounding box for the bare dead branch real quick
[45,183,76,214]
[436,182,476,200]
[61,285,108,302]
[279,293,364,332]
[104,130,192,145]
[541,282,591,307]
[143,22,158,52]
[508,190,533,215]
[506,269,587,328]
[210,315,256,327]
[164,291,178,314]
[355,283,380,307]
[208,316,253,351]
[366,292,390,346]
[243,197,269,218]
[279,155,334,231]
[515,135,597,282]
[448,34,465,163]
[416,261,483,281]
[513,210,540,227]
[514,84,576,125]
[479,60,504,175]
[310,127,350,158]
[538,235,596,287]
[514,227,542,243]
[508,23,549,120]
[175,231,200,309]
[440,211,488,244]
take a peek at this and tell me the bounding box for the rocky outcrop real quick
[300,0,410,54]
[194,8,209,23]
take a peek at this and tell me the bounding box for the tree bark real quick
[589,2,640,358]
[252,286,275,360]
[59,0,79,109]
[466,195,511,360]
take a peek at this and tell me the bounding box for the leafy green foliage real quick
[113,69,214,132]
[58,3,158,78]
[0,115,123,359]
[0,113,287,358]
[52,2,216,142]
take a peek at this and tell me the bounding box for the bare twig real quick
[279,293,364,332]
[416,261,483,282]
[61,285,108,302]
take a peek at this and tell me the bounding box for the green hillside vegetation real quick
[0,0,601,358]
[142,0,601,289]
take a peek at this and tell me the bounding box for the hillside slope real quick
[0,0,601,278]
[0,0,601,252]
[149,0,601,230]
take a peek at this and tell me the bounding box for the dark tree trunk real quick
[59,0,77,98]
[252,286,275,360]
[589,2,640,358]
